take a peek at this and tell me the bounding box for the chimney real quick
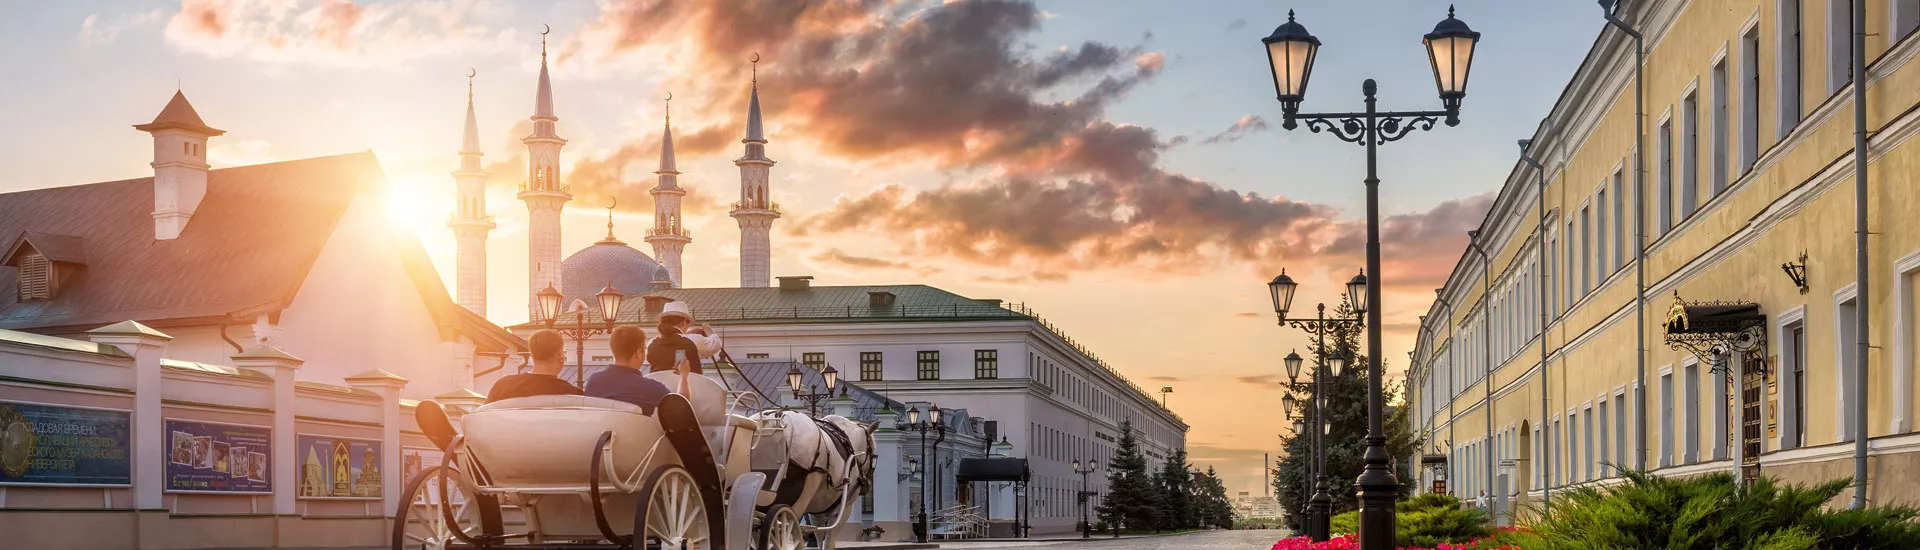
[643,295,673,314]
[776,276,813,291]
[133,91,224,240]
[868,291,896,308]
[976,298,1003,308]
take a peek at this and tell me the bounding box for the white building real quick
[502,276,1188,537]
[0,91,524,401]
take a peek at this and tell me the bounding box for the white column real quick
[871,410,905,524]
[232,344,304,515]
[87,321,173,510]
[346,370,409,511]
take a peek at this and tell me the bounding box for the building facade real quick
[1408,0,1920,513]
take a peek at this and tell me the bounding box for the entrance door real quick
[1741,352,1765,481]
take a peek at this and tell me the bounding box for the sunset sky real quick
[0,0,1603,496]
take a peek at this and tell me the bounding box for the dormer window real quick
[19,252,50,301]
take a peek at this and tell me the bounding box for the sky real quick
[0,0,1603,497]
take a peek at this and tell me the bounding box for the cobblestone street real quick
[933,529,1289,550]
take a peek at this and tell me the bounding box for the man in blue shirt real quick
[586,325,673,413]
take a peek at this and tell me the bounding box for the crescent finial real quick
[750,52,760,63]
[665,91,673,102]
[466,67,476,78]
[542,24,551,36]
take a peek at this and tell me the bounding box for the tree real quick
[1271,297,1422,530]
[1155,448,1195,530]
[1095,418,1158,531]
[1194,466,1235,529]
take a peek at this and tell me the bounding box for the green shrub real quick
[1498,469,1920,549]
[1328,493,1492,546]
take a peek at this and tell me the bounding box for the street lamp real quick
[1262,7,1480,549]
[1072,459,1099,539]
[539,283,625,386]
[1266,272,1363,542]
[787,364,840,416]
[903,405,947,543]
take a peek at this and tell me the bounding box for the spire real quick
[134,91,224,136]
[534,24,555,119]
[744,55,766,143]
[461,69,482,155]
[601,198,620,243]
[657,93,680,180]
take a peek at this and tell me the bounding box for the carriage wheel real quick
[757,505,803,550]
[392,465,482,550]
[641,465,711,549]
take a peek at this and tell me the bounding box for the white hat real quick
[660,301,695,323]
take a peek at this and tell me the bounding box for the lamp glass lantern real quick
[787,365,805,394]
[1423,6,1482,102]
[1346,270,1369,314]
[1329,352,1350,373]
[822,365,839,391]
[596,284,623,325]
[1269,271,1300,318]
[1284,350,1304,383]
[1261,10,1321,110]
[1282,392,1298,419]
[536,284,563,323]
[1294,419,1307,435]
[929,406,942,426]
[906,406,921,426]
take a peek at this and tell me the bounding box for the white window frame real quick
[1597,397,1610,476]
[1612,161,1627,272]
[1580,203,1593,294]
[1681,85,1700,217]
[1892,250,1920,433]
[1777,305,1809,450]
[1656,111,1675,236]
[1613,389,1629,470]
[1659,366,1675,467]
[1681,355,1701,464]
[1566,408,1580,483]
[1710,47,1731,198]
[1597,182,1610,274]
[1835,283,1861,442]
[1828,0,1853,95]
[1776,0,1804,138]
[1583,403,1596,481]
[1741,19,1763,172]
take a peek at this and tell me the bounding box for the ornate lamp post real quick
[1072,459,1099,539]
[1262,8,1480,548]
[1268,270,1364,541]
[786,364,840,416]
[904,405,946,543]
[537,283,625,386]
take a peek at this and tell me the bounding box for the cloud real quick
[79,10,163,45]
[1200,115,1270,145]
[163,0,504,67]
[1147,375,1181,382]
[1235,374,1280,387]
[1226,18,1248,32]
[1232,312,1260,318]
[810,248,940,275]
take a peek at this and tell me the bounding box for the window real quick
[1660,371,1674,467]
[1552,417,1563,486]
[18,252,50,301]
[860,352,883,381]
[1614,393,1628,469]
[1598,399,1611,476]
[1657,118,1674,235]
[1837,295,1860,442]
[1786,322,1807,448]
[745,353,770,359]
[1683,359,1700,463]
[1778,0,1805,136]
[1899,0,1920,40]
[1567,411,1579,482]
[1580,206,1592,294]
[974,350,998,379]
[1682,91,1699,217]
[1612,168,1625,271]
[1741,26,1762,171]
[802,352,826,370]
[1713,359,1729,459]
[916,351,940,380]
[1829,0,1853,94]
[1597,186,1609,273]
[1583,406,1595,481]
[1712,58,1731,197]
[1565,221,1577,308]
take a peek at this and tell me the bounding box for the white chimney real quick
[133,91,224,240]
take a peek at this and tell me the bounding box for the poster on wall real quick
[400,446,465,504]
[165,419,271,493]
[0,401,132,486]
[297,435,382,499]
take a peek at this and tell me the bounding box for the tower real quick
[644,95,690,288]
[449,71,495,316]
[729,58,779,288]
[134,91,224,240]
[517,27,571,319]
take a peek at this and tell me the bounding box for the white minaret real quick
[645,95,690,288]
[517,27,571,319]
[449,71,495,316]
[729,59,779,288]
[134,91,224,240]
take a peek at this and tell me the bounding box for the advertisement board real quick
[296,435,382,499]
[0,401,132,486]
[165,419,272,493]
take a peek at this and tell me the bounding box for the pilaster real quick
[231,344,304,516]
[346,369,409,511]
[86,321,173,511]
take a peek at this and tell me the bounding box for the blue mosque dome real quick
[560,235,661,303]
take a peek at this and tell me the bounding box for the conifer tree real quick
[1156,448,1195,529]
[1196,466,1234,528]
[1095,418,1158,531]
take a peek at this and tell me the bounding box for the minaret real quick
[517,26,571,320]
[729,57,779,288]
[645,94,691,288]
[449,70,495,316]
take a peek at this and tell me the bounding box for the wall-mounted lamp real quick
[1781,251,1808,294]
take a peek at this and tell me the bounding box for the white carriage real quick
[393,371,875,550]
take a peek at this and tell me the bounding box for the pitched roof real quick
[132,91,224,136]
[516,284,1015,329]
[4,231,87,265]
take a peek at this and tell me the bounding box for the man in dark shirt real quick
[587,325,674,413]
[487,330,583,402]
[647,301,717,375]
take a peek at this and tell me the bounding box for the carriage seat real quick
[462,395,666,490]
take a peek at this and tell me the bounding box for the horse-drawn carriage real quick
[393,370,876,550]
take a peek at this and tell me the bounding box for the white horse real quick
[753,410,876,550]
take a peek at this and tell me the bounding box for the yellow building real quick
[1407,0,1920,512]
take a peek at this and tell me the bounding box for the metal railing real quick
[728,200,781,212]
[929,504,987,539]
